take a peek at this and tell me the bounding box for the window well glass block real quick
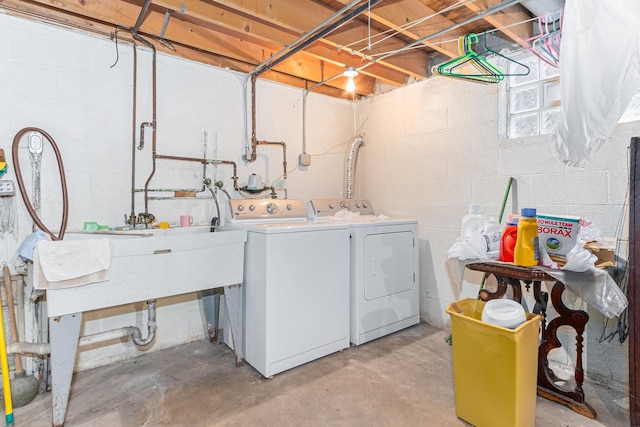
[509,84,539,114]
[509,112,539,138]
[543,80,561,107]
[541,107,560,135]
[509,55,539,87]
[541,60,560,79]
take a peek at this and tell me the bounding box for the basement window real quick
[503,52,640,139]
[506,54,560,139]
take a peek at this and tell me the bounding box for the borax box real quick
[537,214,581,257]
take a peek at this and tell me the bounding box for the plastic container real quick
[458,204,483,242]
[514,208,539,267]
[83,221,109,231]
[481,299,526,329]
[500,218,519,262]
[482,214,501,253]
[446,299,542,427]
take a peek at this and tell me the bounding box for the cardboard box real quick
[585,237,617,267]
[537,213,581,257]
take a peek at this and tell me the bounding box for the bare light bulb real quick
[343,66,358,92]
[346,76,355,92]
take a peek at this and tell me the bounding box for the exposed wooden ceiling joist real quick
[1,0,542,99]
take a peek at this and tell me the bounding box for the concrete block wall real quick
[356,76,636,390]
[0,10,634,391]
[0,14,352,371]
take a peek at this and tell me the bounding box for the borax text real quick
[538,225,572,237]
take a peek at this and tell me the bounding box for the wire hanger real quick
[432,34,504,84]
[477,31,531,77]
[433,32,531,84]
[523,10,562,67]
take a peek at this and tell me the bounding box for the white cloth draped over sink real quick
[34,239,111,290]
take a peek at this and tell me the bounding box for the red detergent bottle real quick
[499,218,518,262]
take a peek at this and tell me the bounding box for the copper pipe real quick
[12,128,69,241]
[130,38,138,224]
[130,31,156,216]
[130,0,157,217]
[153,154,240,191]
[257,140,288,179]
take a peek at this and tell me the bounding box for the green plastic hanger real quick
[433,34,504,83]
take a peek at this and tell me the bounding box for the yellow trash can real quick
[446,298,542,427]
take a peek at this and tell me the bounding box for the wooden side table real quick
[466,261,597,419]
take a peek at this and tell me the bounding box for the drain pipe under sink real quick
[7,301,157,356]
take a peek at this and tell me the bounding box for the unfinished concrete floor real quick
[15,323,629,426]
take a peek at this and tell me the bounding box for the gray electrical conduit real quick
[7,301,157,356]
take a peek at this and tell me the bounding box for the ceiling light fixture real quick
[343,66,358,92]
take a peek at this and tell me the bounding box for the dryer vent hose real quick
[343,136,364,200]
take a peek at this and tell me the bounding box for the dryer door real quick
[363,230,415,300]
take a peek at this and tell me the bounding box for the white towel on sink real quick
[33,238,111,289]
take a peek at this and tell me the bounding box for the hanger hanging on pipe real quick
[524,10,563,67]
[432,34,504,83]
[477,31,531,77]
[432,32,531,84]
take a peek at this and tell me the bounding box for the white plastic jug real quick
[482,214,501,253]
[458,204,483,242]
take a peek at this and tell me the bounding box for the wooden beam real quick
[209,0,429,78]
[463,0,533,46]
[152,0,407,85]
[344,0,461,58]
[0,0,368,98]
[17,0,379,94]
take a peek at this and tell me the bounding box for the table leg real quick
[49,313,82,427]
[478,274,522,303]
[537,281,597,419]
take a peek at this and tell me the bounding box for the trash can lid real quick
[481,299,526,329]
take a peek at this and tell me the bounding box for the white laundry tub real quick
[45,226,247,317]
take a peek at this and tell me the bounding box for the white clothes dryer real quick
[309,199,419,345]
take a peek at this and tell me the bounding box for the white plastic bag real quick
[551,0,640,168]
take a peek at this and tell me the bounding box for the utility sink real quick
[44,226,247,317]
[43,225,248,427]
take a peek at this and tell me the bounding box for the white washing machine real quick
[225,199,350,378]
[309,199,419,346]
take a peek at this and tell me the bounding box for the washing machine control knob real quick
[363,202,368,209]
[340,201,349,209]
[356,202,361,208]
[286,204,293,210]
[249,205,255,211]
[266,202,278,214]
[328,203,334,209]
[237,205,244,212]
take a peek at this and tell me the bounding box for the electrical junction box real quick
[298,153,311,167]
[0,180,15,196]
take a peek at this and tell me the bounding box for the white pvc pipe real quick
[8,301,157,355]
[7,342,50,356]
[78,328,133,347]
